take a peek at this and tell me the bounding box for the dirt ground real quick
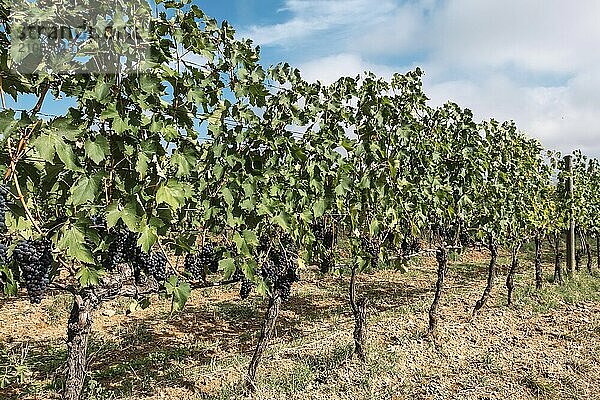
[1,248,600,400]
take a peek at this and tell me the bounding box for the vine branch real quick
[156,238,182,278]
[0,75,5,109]
[7,138,43,235]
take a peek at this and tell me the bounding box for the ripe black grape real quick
[90,215,107,234]
[149,252,168,282]
[311,222,334,249]
[311,222,335,272]
[278,280,292,300]
[0,241,8,265]
[135,251,168,283]
[198,244,219,273]
[323,229,334,249]
[103,229,138,270]
[311,223,325,243]
[0,185,9,232]
[240,278,253,299]
[258,234,299,301]
[360,236,379,268]
[184,244,219,281]
[232,266,244,281]
[13,239,53,304]
[401,236,421,256]
[184,253,204,281]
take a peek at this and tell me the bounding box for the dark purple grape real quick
[13,239,53,304]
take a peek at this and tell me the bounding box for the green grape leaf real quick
[313,199,326,218]
[272,211,291,231]
[156,180,190,210]
[165,277,191,312]
[69,175,100,206]
[220,258,236,279]
[222,187,234,206]
[58,226,95,264]
[76,266,104,287]
[54,140,82,171]
[84,136,109,164]
[106,202,121,228]
[242,230,258,246]
[137,221,158,252]
[32,133,57,162]
[136,153,150,178]
[256,280,269,297]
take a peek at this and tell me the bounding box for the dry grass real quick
[1,248,600,399]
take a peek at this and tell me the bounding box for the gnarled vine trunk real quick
[534,234,543,290]
[428,245,448,335]
[246,295,282,392]
[506,242,522,306]
[63,292,98,400]
[552,233,563,284]
[580,229,592,274]
[349,264,368,361]
[597,234,600,272]
[473,241,498,315]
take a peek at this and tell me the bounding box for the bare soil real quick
[1,249,600,400]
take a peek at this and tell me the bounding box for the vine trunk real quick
[349,264,368,361]
[473,242,498,315]
[428,245,449,335]
[63,292,98,400]
[552,233,563,284]
[534,234,543,290]
[506,242,522,306]
[246,295,282,392]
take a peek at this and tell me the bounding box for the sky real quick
[197,0,600,156]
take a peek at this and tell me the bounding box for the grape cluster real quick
[458,232,473,247]
[311,222,334,249]
[259,235,299,301]
[379,230,396,249]
[435,225,472,247]
[232,266,244,281]
[90,215,107,233]
[101,227,168,283]
[311,222,335,273]
[103,230,138,270]
[401,237,421,256]
[240,279,253,299]
[0,241,8,265]
[13,239,53,304]
[184,253,204,282]
[312,223,324,242]
[136,251,168,283]
[184,244,219,281]
[0,185,8,232]
[360,236,379,268]
[232,265,256,299]
[200,244,219,273]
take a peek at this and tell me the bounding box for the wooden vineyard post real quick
[565,155,576,277]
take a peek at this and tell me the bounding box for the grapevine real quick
[0,0,598,398]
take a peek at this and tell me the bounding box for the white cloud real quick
[240,0,397,47]
[430,0,600,74]
[424,73,600,155]
[240,0,600,155]
[297,53,397,84]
